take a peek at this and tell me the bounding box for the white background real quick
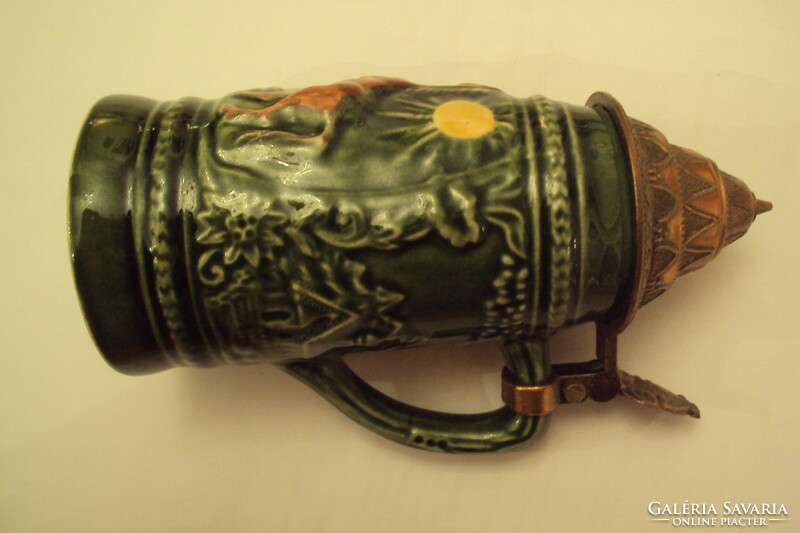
[1,1,798,531]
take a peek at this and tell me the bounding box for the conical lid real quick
[587,93,771,332]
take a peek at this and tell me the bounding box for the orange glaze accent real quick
[222,76,414,119]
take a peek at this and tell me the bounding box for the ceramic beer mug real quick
[69,77,770,452]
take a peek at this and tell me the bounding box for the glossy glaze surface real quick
[71,79,634,369]
[68,79,653,451]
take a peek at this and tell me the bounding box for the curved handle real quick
[280,337,551,453]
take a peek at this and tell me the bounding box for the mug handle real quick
[279,337,551,453]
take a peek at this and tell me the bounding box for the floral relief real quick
[195,79,533,357]
[197,205,287,270]
[194,193,404,360]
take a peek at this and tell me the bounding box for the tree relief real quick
[210,79,528,254]
[194,78,534,358]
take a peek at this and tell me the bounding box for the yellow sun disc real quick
[433,100,496,139]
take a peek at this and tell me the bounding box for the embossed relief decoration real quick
[619,370,700,418]
[631,119,728,305]
[194,78,529,358]
[195,192,404,361]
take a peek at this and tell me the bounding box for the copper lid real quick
[587,93,771,332]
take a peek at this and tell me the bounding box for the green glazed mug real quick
[69,77,769,452]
